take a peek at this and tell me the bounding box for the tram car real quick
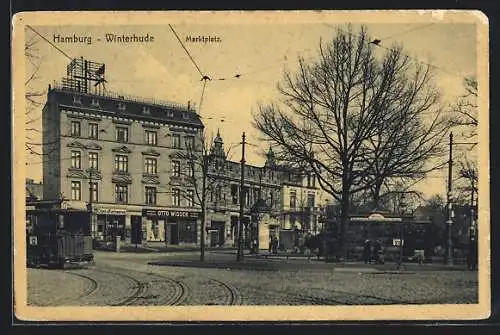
[345,217,433,262]
[26,208,94,268]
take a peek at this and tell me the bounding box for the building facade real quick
[204,132,329,249]
[42,82,204,247]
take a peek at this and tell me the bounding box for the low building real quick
[26,178,43,201]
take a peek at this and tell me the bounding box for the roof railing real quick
[51,82,195,113]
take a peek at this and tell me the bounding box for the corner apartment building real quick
[203,131,329,249]
[42,83,204,246]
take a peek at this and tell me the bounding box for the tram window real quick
[58,214,65,229]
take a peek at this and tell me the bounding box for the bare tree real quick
[174,129,232,261]
[449,76,478,137]
[25,31,45,157]
[253,25,448,259]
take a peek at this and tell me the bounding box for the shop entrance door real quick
[211,221,225,246]
[170,223,179,245]
[131,216,142,245]
[209,230,218,247]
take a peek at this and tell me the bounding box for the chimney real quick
[187,100,191,110]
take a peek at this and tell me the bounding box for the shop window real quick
[178,221,197,243]
[151,219,160,240]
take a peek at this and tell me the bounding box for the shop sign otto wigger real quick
[142,209,200,219]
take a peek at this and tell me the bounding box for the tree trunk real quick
[200,205,205,262]
[372,182,382,211]
[339,184,350,261]
[200,174,207,262]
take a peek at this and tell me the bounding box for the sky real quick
[22,12,481,201]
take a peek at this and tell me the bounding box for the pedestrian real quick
[268,236,273,253]
[363,239,371,264]
[373,240,382,264]
[272,237,278,254]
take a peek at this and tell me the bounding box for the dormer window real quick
[73,95,82,104]
[118,103,126,111]
[167,110,174,117]
[142,106,150,114]
[91,98,100,107]
[182,112,189,120]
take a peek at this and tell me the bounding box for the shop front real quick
[142,209,201,246]
[93,207,127,243]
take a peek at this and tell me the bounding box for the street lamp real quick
[397,193,407,270]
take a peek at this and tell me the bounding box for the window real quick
[71,151,81,169]
[73,95,81,104]
[71,181,81,200]
[89,123,98,139]
[253,188,260,203]
[172,133,181,148]
[145,186,157,205]
[307,175,312,187]
[269,191,274,207]
[216,185,222,201]
[185,136,195,149]
[186,190,194,207]
[307,194,315,208]
[171,160,180,177]
[142,106,150,114]
[167,110,174,117]
[182,112,189,120]
[231,184,238,204]
[172,188,180,206]
[116,127,129,143]
[290,191,297,208]
[91,98,100,106]
[115,184,128,203]
[312,175,316,187]
[90,182,98,202]
[144,157,157,175]
[89,152,99,170]
[70,121,81,137]
[243,187,250,206]
[118,102,126,111]
[114,155,128,172]
[185,162,195,178]
[145,130,157,146]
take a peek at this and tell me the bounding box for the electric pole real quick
[236,132,246,262]
[446,132,454,266]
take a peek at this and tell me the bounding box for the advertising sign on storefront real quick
[142,209,200,219]
[94,208,127,215]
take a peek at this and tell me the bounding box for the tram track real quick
[208,278,242,305]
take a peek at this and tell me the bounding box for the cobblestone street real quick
[27,251,478,306]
